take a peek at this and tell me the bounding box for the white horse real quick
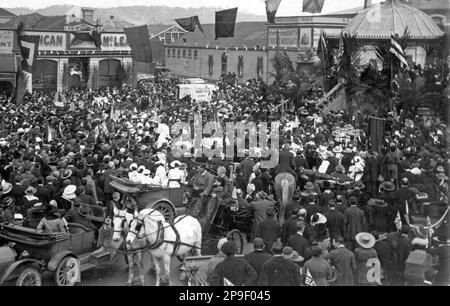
[112,207,165,286]
[126,211,202,286]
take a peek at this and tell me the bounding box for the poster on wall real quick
[268,28,298,48]
[0,31,14,53]
[299,28,312,47]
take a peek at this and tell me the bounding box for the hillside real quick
[5,5,266,25]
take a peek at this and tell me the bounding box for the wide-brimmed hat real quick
[335,165,345,173]
[436,166,445,173]
[332,146,343,153]
[60,169,72,180]
[24,186,37,195]
[170,160,181,168]
[0,196,14,208]
[1,182,12,195]
[311,213,327,226]
[282,247,304,262]
[355,232,376,249]
[311,245,322,256]
[304,182,314,190]
[63,185,77,200]
[380,181,395,192]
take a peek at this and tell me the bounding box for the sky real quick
[1,0,385,16]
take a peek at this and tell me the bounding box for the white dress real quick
[154,165,168,187]
[128,171,139,183]
[167,168,186,188]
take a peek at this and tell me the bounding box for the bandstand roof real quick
[343,0,444,39]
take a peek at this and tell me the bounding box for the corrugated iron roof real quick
[0,8,16,17]
[343,0,444,39]
[169,22,267,49]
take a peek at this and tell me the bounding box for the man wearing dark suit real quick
[276,143,297,179]
[287,220,311,263]
[282,208,299,244]
[344,197,366,250]
[244,238,273,286]
[256,207,281,254]
[325,202,346,240]
[323,236,356,286]
[239,157,255,187]
[395,178,416,206]
[364,150,381,196]
[11,177,26,207]
[259,241,301,286]
[35,177,51,205]
[208,242,257,286]
[294,150,310,171]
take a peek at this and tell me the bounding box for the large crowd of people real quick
[0,63,448,286]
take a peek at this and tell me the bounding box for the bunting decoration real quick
[302,0,325,14]
[215,8,238,40]
[175,16,205,36]
[265,0,282,24]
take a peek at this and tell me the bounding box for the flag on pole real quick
[389,33,409,69]
[175,16,205,36]
[305,268,316,286]
[124,25,153,63]
[317,30,328,58]
[302,0,325,13]
[223,278,234,286]
[19,35,40,73]
[265,0,282,24]
[215,8,238,40]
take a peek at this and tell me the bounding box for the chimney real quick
[82,8,94,24]
[364,0,372,8]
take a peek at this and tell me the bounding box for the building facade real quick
[4,8,134,92]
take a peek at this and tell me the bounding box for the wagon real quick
[0,220,116,286]
[109,175,251,256]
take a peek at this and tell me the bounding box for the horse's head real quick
[112,206,127,242]
[125,209,142,246]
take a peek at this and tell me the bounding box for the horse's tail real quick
[281,177,289,207]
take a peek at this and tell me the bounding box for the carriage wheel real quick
[16,267,42,286]
[226,230,244,255]
[55,256,80,286]
[152,201,175,222]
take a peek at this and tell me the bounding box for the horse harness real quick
[130,211,201,257]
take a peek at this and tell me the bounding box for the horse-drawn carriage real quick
[109,175,251,256]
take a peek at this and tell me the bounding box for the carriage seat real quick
[68,223,94,234]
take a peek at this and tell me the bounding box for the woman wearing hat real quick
[37,205,68,233]
[354,232,379,285]
[167,160,186,188]
[21,186,40,215]
[0,196,15,222]
[57,185,77,211]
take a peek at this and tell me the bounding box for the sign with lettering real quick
[0,31,14,53]
[268,28,299,48]
[23,31,66,51]
[101,34,130,51]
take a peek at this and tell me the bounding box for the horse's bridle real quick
[127,209,163,241]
